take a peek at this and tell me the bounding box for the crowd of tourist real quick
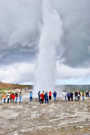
[64,90,90,102]
[0,89,90,104]
[0,90,57,104]
[0,91,22,104]
[37,90,57,104]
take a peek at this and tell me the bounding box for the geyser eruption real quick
[36,0,63,93]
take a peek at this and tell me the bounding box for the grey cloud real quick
[0,0,41,47]
[0,0,90,68]
[55,0,90,67]
[0,0,41,65]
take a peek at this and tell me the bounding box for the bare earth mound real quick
[0,82,32,89]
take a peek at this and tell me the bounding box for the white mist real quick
[35,0,63,93]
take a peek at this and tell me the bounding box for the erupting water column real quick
[35,0,63,94]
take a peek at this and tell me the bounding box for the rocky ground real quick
[0,99,90,135]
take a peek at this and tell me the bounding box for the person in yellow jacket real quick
[2,93,6,103]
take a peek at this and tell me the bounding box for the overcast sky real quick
[0,0,90,84]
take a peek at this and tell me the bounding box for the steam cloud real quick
[36,0,63,92]
[0,0,89,84]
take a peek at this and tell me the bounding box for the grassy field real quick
[0,82,32,93]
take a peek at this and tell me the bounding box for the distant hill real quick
[56,85,90,90]
[0,82,32,89]
[0,82,90,90]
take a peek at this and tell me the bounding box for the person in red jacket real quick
[49,90,52,100]
[11,93,15,103]
[40,91,44,104]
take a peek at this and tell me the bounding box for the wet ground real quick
[0,99,90,135]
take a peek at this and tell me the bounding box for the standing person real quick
[82,91,85,101]
[10,93,13,103]
[75,91,78,101]
[38,91,40,103]
[70,92,73,101]
[29,91,33,102]
[40,91,44,104]
[7,93,10,103]
[47,92,49,104]
[19,92,22,103]
[12,93,15,103]
[67,92,70,101]
[64,91,67,102]
[62,91,67,102]
[45,92,49,104]
[40,93,42,104]
[42,91,45,103]
[89,91,90,97]
[86,90,89,97]
[78,91,81,101]
[53,91,57,102]
[3,93,6,103]
[15,92,18,103]
[49,90,52,101]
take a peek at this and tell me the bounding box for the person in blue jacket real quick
[53,91,57,102]
[44,92,49,104]
[19,91,22,103]
[29,91,33,102]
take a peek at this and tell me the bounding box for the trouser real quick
[7,98,10,103]
[38,96,40,102]
[15,97,18,103]
[78,96,80,101]
[71,96,73,101]
[30,97,32,102]
[49,96,51,100]
[4,98,6,103]
[19,96,22,103]
[68,96,70,101]
[40,99,43,104]
[54,97,56,102]
[75,96,78,101]
[45,98,49,104]
[12,99,15,103]
[82,96,84,101]
[65,96,67,101]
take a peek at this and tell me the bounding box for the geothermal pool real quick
[0,99,90,135]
